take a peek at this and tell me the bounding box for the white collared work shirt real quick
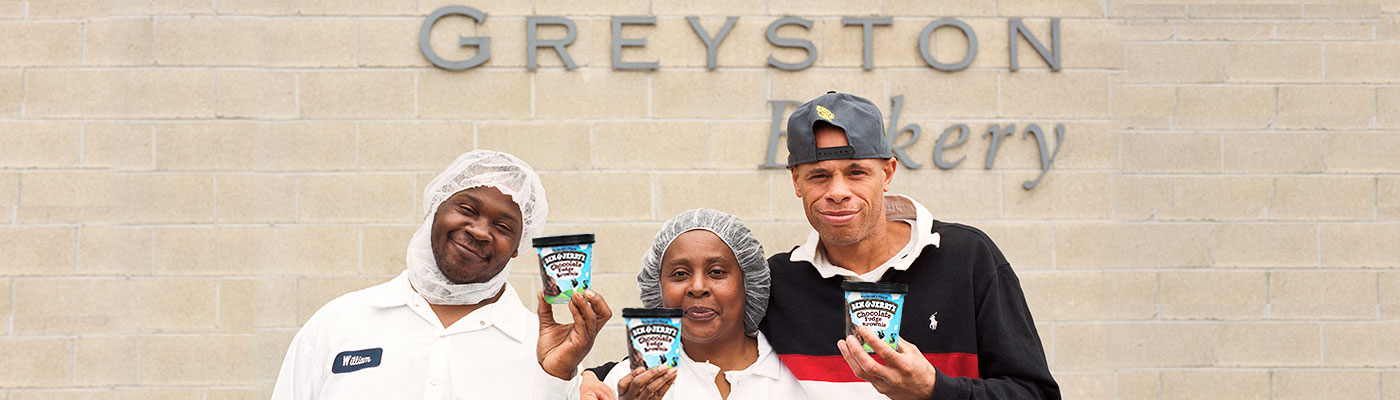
[593,332,808,400]
[271,272,568,400]
[791,194,942,282]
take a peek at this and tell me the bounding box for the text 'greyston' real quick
[419,6,1063,71]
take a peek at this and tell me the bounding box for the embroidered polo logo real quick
[332,348,383,374]
[928,312,939,331]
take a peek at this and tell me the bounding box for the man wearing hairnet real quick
[760,92,1060,400]
[271,150,606,399]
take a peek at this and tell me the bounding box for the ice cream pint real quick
[622,308,684,370]
[532,234,595,305]
[842,281,909,353]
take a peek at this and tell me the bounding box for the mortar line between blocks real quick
[294,175,301,222]
[1315,224,1323,269]
[72,226,81,274]
[135,335,143,383]
[650,173,659,220]
[78,22,86,66]
[212,173,220,221]
[358,226,365,275]
[19,70,26,119]
[294,72,302,119]
[1375,269,1383,320]
[211,67,220,118]
[152,17,162,66]
[1318,324,1327,367]
[68,337,76,386]
[149,125,157,170]
[214,279,222,329]
[76,123,85,169]
[8,279,14,336]
[1373,84,1379,130]
[149,228,157,275]
[1321,43,1329,83]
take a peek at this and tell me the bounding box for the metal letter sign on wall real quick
[418,7,1066,189]
[759,98,1065,190]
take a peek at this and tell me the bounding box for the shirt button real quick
[478,320,485,326]
[430,379,439,386]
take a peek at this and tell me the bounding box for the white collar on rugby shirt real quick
[791,194,941,282]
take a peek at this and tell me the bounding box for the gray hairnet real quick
[637,208,770,336]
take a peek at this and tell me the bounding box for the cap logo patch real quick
[816,105,835,121]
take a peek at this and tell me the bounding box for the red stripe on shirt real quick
[778,353,980,383]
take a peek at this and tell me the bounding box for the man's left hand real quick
[537,290,613,379]
[836,326,938,400]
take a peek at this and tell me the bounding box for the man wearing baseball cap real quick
[759,92,1060,399]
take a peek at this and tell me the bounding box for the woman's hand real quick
[616,366,677,400]
[537,290,613,379]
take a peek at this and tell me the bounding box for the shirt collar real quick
[677,331,783,381]
[791,194,941,280]
[370,271,419,308]
[371,271,537,343]
[749,331,782,380]
[472,283,536,343]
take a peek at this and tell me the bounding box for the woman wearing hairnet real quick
[571,208,807,400]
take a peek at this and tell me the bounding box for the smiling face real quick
[789,124,897,247]
[659,230,747,344]
[429,186,523,284]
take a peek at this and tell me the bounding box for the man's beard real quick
[432,240,490,284]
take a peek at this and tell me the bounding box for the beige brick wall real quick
[1,1,1398,399]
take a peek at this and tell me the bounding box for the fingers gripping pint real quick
[841,281,909,353]
[622,308,684,370]
[533,234,595,304]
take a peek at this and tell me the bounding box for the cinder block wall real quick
[2,0,1399,398]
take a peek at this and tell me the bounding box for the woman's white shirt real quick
[592,331,808,400]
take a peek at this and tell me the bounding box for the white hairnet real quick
[406,150,549,305]
[637,208,770,336]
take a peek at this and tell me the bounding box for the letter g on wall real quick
[420,6,491,70]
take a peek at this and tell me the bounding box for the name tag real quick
[332,348,383,374]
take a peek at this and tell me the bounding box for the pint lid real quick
[621,307,684,318]
[532,234,595,247]
[841,280,909,294]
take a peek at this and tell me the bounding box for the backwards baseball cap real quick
[785,91,892,167]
